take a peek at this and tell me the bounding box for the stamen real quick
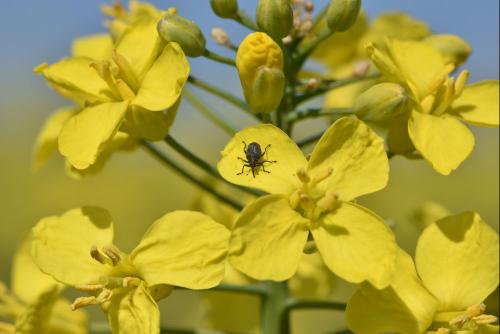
[115,79,135,100]
[71,289,113,310]
[473,314,498,325]
[316,192,339,211]
[454,70,469,97]
[312,167,333,184]
[420,94,435,114]
[289,190,301,210]
[297,168,310,183]
[123,277,141,288]
[90,60,121,99]
[74,284,105,292]
[102,245,121,266]
[90,245,107,265]
[112,51,140,92]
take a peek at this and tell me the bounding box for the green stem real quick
[262,282,288,334]
[141,141,243,211]
[187,76,256,119]
[163,135,261,197]
[286,107,353,123]
[203,49,236,66]
[233,10,258,30]
[183,89,237,135]
[279,300,347,334]
[295,73,380,106]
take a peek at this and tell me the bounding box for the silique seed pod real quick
[256,0,293,41]
[326,0,362,32]
[353,83,408,122]
[424,34,472,67]
[236,32,285,113]
[157,13,206,57]
[210,0,239,18]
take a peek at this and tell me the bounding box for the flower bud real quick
[256,0,293,41]
[424,34,472,67]
[157,13,206,57]
[237,32,284,113]
[353,83,408,122]
[210,0,238,18]
[326,0,362,32]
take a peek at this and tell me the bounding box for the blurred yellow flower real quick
[217,117,397,288]
[31,207,230,334]
[0,236,87,334]
[347,211,499,334]
[34,15,189,170]
[368,39,499,174]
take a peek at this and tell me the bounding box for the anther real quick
[123,277,141,288]
[102,245,121,266]
[316,192,339,211]
[473,314,498,325]
[297,168,310,183]
[90,245,107,265]
[74,284,105,292]
[454,70,469,97]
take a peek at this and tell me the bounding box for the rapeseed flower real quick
[31,207,230,334]
[0,236,87,334]
[367,39,499,174]
[34,12,189,170]
[217,117,397,288]
[346,212,499,334]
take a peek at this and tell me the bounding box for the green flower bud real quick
[248,66,285,114]
[424,34,472,67]
[256,0,293,41]
[326,0,362,32]
[210,0,238,18]
[353,83,408,122]
[157,13,206,57]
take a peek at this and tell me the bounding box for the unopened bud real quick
[256,0,294,41]
[157,13,206,57]
[424,34,472,67]
[210,0,238,18]
[236,32,284,113]
[326,0,362,32]
[354,83,408,122]
[211,27,230,45]
[303,240,318,254]
[297,168,310,183]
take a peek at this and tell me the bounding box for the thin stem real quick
[183,89,237,135]
[279,299,347,334]
[203,49,236,66]
[233,10,258,30]
[163,135,261,197]
[141,141,243,211]
[187,76,257,119]
[294,73,380,105]
[286,107,353,123]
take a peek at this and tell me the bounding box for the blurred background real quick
[0,0,498,332]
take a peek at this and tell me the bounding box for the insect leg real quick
[238,157,249,163]
[237,164,249,175]
[260,144,271,158]
[242,141,247,154]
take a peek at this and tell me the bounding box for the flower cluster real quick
[10,0,498,333]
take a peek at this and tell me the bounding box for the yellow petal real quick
[387,112,415,155]
[115,19,164,82]
[31,207,114,286]
[124,102,179,141]
[131,211,230,289]
[307,117,389,201]
[36,58,113,104]
[46,298,88,334]
[58,101,129,169]
[346,249,439,334]
[105,283,159,334]
[388,39,451,100]
[14,286,60,334]
[408,110,474,175]
[66,131,136,178]
[311,202,397,289]
[451,80,499,127]
[415,212,499,311]
[32,107,76,171]
[71,34,113,60]
[217,124,307,195]
[229,194,310,281]
[132,43,189,111]
[12,235,58,305]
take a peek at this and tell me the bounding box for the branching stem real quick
[203,49,236,66]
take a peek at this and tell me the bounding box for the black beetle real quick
[237,141,277,178]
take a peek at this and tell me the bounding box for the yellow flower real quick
[311,11,432,109]
[31,206,230,334]
[35,15,189,170]
[367,39,499,174]
[0,236,88,334]
[217,117,397,288]
[346,211,499,334]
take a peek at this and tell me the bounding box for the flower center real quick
[431,303,498,333]
[289,167,338,221]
